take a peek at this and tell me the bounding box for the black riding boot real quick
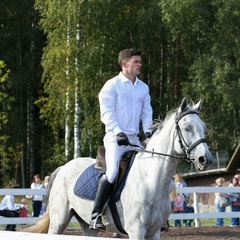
[89,174,112,231]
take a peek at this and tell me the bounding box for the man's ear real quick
[122,60,127,68]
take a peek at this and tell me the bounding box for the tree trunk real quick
[74,10,81,159]
[65,17,71,161]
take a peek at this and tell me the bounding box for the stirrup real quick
[89,213,106,231]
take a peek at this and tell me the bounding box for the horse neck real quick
[146,115,176,156]
[137,116,178,187]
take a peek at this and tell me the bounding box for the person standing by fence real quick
[184,198,194,227]
[31,174,43,217]
[234,174,240,226]
[214,177,229,227]
[228,177,240,227]
[40,175,50,215]
[172,174,188,227]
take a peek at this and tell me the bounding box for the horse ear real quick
[178,97,188,114]
[193,99,202,112]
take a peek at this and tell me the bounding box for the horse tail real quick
[22,208,50,233]
[169,180,177,201]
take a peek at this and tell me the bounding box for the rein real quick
[127,144,185,160]
[128,111,207,162]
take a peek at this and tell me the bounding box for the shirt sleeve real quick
[99,80,122,135]
[140,86,153,133]
[6,195,18,211]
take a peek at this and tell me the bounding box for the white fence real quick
[1,187,240,227]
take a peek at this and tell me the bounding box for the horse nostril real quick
[198,156,207,165]
[198,155,213,165]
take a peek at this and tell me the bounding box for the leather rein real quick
[128,111,207,162]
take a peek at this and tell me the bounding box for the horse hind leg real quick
[73,211,98,237]
[48,209,73,234]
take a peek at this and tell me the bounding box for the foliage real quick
[165,0,239,153]
[0,61,18,185]
[0,0,239,184]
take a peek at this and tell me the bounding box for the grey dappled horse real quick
[25,97,213,239]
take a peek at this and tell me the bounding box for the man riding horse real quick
[89,48,153,231]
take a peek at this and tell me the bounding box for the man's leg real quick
[89,174,112,231]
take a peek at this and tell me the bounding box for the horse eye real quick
[184,128,190,132]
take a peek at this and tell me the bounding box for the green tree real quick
[0,0,46,186]
[161,0,240,154]
[0,61,16,185]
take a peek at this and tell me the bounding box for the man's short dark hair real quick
[118,48,142,67]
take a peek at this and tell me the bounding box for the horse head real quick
[174,97,213,171]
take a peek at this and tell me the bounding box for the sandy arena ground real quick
[64,226,240,239]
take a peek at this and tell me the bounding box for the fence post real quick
[193,192,200,227]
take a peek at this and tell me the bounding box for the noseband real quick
[175,111,207,162]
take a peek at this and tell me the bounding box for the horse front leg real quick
[128,226,161,240]
[149,229,161,240]
[125,218,148,240]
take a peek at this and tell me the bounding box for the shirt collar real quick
[119,72,139,85]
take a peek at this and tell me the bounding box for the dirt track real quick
[65,226,240,239]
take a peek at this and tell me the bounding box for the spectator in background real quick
[234,174,240,226]
[43,175,50,189]
[0,195,22,231]
[40,175,50,215]
[228,176,240,227]
[214,177,229,227]
[234,174,240,184]
[31,174,43,217]
[172,174,188,227]
[184,198,195,227]
[19,198,28,217]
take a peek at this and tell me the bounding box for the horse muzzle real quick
[193,151,213,171]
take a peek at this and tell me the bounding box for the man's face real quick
[124,55,142,76]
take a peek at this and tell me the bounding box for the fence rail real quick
[1,187,240,227]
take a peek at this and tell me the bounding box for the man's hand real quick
[117,132,130,146]
[145,132,152,138]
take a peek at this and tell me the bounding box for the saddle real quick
[95,145,136,189]
[74,146,137,234]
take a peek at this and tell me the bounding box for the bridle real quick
[175,111,207,162]
[128,111,207,162]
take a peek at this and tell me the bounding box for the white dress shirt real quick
[31,183,43,201]
[99,72,153,136]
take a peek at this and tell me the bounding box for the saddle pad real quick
[73,164,100,200]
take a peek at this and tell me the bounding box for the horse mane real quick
[151,109,177,133]
[150,99,196,136]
